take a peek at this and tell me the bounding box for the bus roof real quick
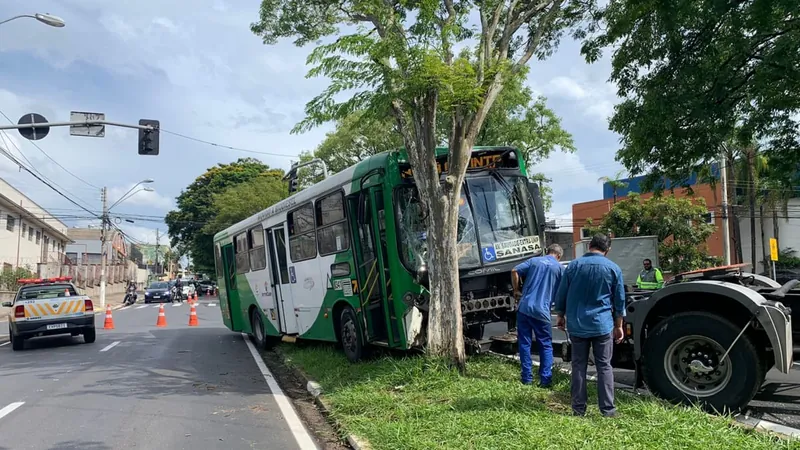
[213,146,521,243]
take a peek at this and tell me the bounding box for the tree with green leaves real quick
[597,170,628,204]
[252,0,591,369]
[202,175,289,236]
[586,193,720,274]
[296,66,575,210]
[165,158,284,273]
[582,0,800,187]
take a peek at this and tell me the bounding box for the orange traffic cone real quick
[156,304,167,327]
[103,304,115,329]
[188,303,199,327]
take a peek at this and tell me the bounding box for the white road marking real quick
[120,306,131,311]
[208,303,216,307]
[172,303,183,307]
[0,341,9,347]
[153,305,161,309]
[136,305,148,310]
[100,341,121,352]
[243,333,318,450]
[0,402,24,421]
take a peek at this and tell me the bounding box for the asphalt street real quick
[485,322,800,429]
[0,298,318,450]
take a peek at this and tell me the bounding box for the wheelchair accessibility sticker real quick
[482,246,497,262]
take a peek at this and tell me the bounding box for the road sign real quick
[69,111,106,137]
[17,113,49,141]
[770,238,779,261]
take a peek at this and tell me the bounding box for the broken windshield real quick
[396,174,538,272]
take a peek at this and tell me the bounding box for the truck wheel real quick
[340,306,368,362]
[642,311,764,413]
[83,328,97,344]
[250,309,277,350]
[10,330,23,351]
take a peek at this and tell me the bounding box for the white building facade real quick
[0,178,71,272]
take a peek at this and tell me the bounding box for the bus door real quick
[267,224,299,334]
[220,243,241,331]
[350,187,399,345]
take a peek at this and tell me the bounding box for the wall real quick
[572,183,727,259]
[737,198,800,274]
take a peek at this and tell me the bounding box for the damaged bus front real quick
[395,147,546,352]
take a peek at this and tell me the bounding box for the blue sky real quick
[0,0,624,243]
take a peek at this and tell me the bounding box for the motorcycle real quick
[123,288,137,306]
[170,285,183,303]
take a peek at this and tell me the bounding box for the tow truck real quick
[492,264,796,413]
[3,277,96,351]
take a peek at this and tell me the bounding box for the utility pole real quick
[99,187,108,309]
[720,148,732,266]
[155,229,160,279]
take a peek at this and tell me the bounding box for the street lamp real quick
[0,13,66,28]
[109,179,155,211]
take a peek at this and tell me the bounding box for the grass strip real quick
[280,344,799,450]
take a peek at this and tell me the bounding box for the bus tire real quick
[250,309,277,350]
[642,311,764,413]
[340,306,367,362]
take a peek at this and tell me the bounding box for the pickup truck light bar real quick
[17,276,73,284]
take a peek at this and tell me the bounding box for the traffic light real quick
[288,176,299,194]
[138,119,160,155]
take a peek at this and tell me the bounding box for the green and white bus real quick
[212,146,546,361]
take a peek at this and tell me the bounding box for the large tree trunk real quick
[746,148,757,271]
[425,189,466,370]
[773,206,780,244]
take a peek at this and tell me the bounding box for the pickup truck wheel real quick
[83,328,97,344]
[643,311,764,413]
[10,332,23,351]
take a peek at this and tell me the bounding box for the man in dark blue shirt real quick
[512,244,564,386]
[554,233,625,417]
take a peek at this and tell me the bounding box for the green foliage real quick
[582,0,800,185]
[1,266,35,291]
[775,248,800,270]
[202,174,289,235]
[295,67,575,210]
[586,193,720,274]
[165,158,284,273]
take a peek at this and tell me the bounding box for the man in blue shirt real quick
[512,244,564,386]
[554,233,625,417]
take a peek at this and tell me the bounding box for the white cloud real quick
[543,74,618,121]
[547,76,589,100]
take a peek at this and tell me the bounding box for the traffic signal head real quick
[288,176,299,194]
[138,119,160,155]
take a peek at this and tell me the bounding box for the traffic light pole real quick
[99,187,108,310]
[0,119,155,132]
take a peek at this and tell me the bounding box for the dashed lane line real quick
[135,305,148,309]
[243,334,318,449]
[100,341,121,352]
[208,303,216,307]
[0,402,24,421]
[0,341,9,347]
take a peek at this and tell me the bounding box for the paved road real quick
[0,299,317,450]
[486,322,800,429]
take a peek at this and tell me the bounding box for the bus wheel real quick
[340,307,366,362]
[250,309,277,350]
[642,311,764,413]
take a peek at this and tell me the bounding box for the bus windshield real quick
[396,173,539,271]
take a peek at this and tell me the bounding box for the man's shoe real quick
[601,410,618,418]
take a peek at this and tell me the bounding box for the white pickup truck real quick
[3,277,96,351]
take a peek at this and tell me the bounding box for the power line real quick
[0,109,102,191]
[160,129,300,158]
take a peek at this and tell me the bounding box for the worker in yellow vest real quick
[636,258,664,290]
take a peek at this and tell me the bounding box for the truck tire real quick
[83,328,97,344]
[339,306,368,362]
[10,330,23,351]
[642,311,764,413]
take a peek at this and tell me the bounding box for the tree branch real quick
[513,0,563,71]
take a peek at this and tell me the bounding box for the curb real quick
[276,348,371,450]
[487,351,800,440]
